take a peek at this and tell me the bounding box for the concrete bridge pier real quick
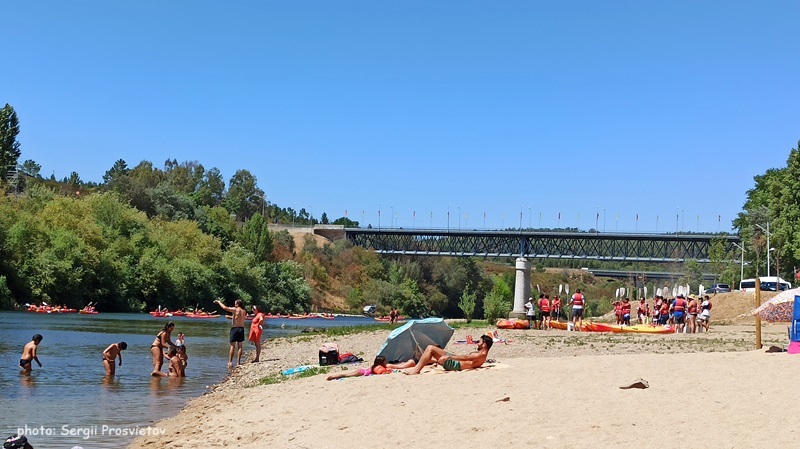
[509,257,530,320]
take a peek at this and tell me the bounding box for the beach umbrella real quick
[751,288,800,322]
[377,318,455,363]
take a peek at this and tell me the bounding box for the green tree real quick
[708,236,731,283]
[103,159,130,184]
[225,169,261,221]
[18,159,41,178]
[483,276,512,323]
[0,104,21,182]
[194,167,226,207]
[458,284,476,322]
[236,214,274,262]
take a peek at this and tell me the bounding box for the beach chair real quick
[790,296,800,342]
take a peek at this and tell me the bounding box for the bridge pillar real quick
[509,257,530,319]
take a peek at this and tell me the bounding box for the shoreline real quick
[128,321,794,448]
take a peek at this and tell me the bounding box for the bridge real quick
[313,227,741,263]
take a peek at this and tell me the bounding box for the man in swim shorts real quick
[214,298,246,368]
[404,334,493,375]
[102,341,127,376]
[20,334,43,373]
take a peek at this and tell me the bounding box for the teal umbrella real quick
[377,318,454,363]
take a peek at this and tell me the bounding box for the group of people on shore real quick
[523,289,713,333]
[641,294,712,333]
[525,289,587,330]
[609,294,713,332]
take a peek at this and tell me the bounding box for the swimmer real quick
[102,342,128,376]
[20,334,43,373]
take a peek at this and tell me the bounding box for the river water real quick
[0,311,375,448]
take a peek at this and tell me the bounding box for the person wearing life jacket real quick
[698,295,712,332]
[637,299,648,324]
[671,294,688,333]
[659,299,670,326]
[570,290,585,331]
[551,295,562,323]
[686,296,699,333]
[621,298,632,326]
[538,294,551,330]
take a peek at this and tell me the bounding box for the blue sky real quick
[4,1,799,232]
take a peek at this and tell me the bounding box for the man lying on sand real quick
[404,334,493,375]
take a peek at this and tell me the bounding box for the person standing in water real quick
[248,305,266,363]
[150,322,175,376]
[214,299,246,368]
[102,342,127,375]
[20,334,43,373]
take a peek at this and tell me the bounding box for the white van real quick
[739,276,792,292]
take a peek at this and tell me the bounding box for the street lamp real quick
[755,223,771,277]
[390,205,394,228]
[528,207,532,229]
[732,242,745,290]
[447,204,451,232]
[458,206,461,230]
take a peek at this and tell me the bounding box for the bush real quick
[483,276,511,323]
[458,285,476,323]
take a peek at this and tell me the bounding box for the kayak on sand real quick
[548,321,673,334]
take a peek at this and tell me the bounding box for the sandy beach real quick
[129,322,797,449]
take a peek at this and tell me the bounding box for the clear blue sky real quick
[5,1,799,232]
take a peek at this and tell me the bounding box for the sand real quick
[129,322,798,449]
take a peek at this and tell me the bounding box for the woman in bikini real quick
[151,322,175,376]
[326,356,391,381]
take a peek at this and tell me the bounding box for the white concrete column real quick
[510,257,530,319]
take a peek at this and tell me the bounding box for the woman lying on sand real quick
[326,356,391,380]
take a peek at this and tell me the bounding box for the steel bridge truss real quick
[344,229,740,263]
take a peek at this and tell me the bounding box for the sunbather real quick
[326,356,391,380]
[404,334,493,375]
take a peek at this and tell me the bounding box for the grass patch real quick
[253,366,330,387]
[255,373,283,386]
[449,320,491,330]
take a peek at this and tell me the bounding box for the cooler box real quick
[318,342,339,366]
[790,296,800,342]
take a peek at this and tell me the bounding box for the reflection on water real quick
[19,373,36,389]
[0,311,374,448]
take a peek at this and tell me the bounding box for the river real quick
[0,311,375,448]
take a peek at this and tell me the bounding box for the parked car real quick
[362,305,377,316]
[704,283,731,294]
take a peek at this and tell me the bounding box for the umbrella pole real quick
[755,278,762,350]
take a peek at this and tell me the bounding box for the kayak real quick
[549,321,673,334]
[497,319,530,330]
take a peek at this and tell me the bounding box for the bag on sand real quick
[319,342,339,366]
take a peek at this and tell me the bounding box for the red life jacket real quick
[673,298,686,312]
[622,303,631,313]
[688,301,698,314]
[539,299,550,313]
[572,293,584,306]
[552,299,561,309]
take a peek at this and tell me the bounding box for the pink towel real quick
[787,341,800,354]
